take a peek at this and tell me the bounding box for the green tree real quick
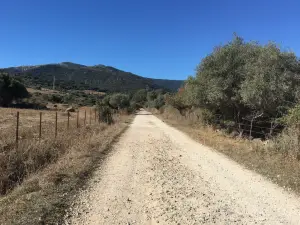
[240,44,298,117]
[132,89,147,104]
[179,35,300,136]
[147,91,157,102]
[0,73,29,107]
[109,93,130,109]
[152,94,165,109]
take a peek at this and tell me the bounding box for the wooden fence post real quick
[77,111,79,128]
[55,112,58,138]
[94,109,97,122]
[98,108,100,124]
[84,110,86,126]
[16,111,19,149]
[67,111,70,130]
[89,109,92,125]
[297,123,300,152]
[39,112,42,140]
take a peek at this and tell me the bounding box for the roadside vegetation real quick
[0,106,133,224]
[148,35,300,194]
[0,74,137,224]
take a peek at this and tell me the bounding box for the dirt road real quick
[65,110,300,224]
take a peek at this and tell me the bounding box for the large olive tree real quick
[175,35,300,136]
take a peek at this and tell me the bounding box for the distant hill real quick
[1,62,183,92]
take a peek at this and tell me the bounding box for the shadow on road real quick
[135,113,152,115]
[134,110,152,115]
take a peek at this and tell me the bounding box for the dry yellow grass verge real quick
[156,110,300,195]
[0,111,133,225]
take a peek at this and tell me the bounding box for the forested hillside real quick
[0,62,183,92]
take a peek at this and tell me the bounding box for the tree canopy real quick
[170,35,300,136]
[0,73,29,107]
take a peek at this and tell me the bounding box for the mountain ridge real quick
[1,62,183,92]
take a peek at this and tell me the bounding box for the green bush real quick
[49,94,63,103]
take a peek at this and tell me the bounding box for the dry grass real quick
[0,107,133,224]
[154,107,300,195]
[0,107,98,148]
[27,88,105,96]
[27,87,60,95]
[83,90,106,96]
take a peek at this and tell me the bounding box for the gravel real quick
[65,110,300,224]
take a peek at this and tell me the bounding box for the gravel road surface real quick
[65,110,300,225]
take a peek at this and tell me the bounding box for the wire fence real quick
[2,108,101,150]
[181,113,285,138]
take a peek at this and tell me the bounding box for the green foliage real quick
[62,91,97,106]
[129,101,138,112]
[98,106,113,124]
[166,93,188,111]
[240,44,297,116]
[109,93,130,109]
[147,91,157,102]
[1,63,183,92]
[281,105,300,126]
[102,95,111,105]
[97,89,166,113]
[0,73,29,106]
[132,89,147,104]
[152,94,165,109]
[193,108,214,124]
[174,35,300,136]
[49,94,63,103]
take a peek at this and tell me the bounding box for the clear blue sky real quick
[1,0,299,80]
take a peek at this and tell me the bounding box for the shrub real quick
[281,105,300,127]
[98,106,113,124]
[274,104,300,158]
[49,94,63,103]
